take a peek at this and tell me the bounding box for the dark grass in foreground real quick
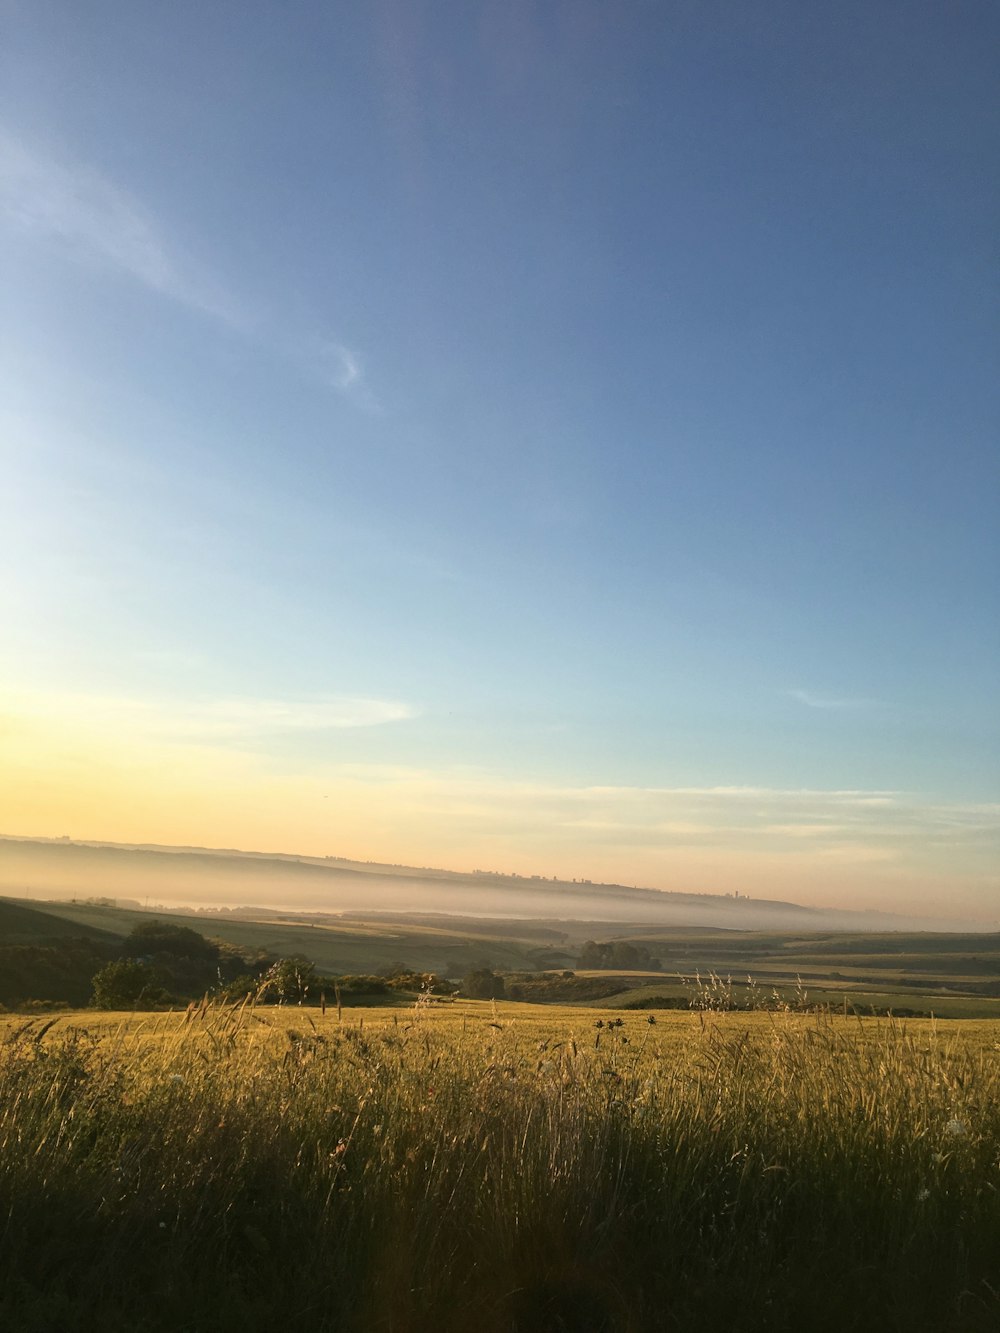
[1,1005,999,1333]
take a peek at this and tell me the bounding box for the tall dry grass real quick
[0,1002,998,1332]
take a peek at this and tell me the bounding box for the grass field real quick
[585,975,1000,1019]
[2,1001,998,1332]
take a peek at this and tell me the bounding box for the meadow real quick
[1,1001,998,1332]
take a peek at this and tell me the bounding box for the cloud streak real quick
[300,767,999,860]
[0,131,242,325]
[0,130,370,402]
[326,343,361,391]
[6,688,417,743]
[787,688,879,710]
[309,340,381,409]
[171,695,415,736]
[378,772,995,884]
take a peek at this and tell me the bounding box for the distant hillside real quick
[0,834,988,932]
[2,892,997,1019]
[0,896,119,944]
[0,899,121,1006]
[0,894,572,982]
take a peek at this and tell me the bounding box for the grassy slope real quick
[0,898,119,943]
[0,896,569,977]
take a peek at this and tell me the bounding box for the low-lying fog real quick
[0,836,989,933]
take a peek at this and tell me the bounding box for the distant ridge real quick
[0,831,805,905]
[0,833,988,933]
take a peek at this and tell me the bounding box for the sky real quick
[1,1,998,921]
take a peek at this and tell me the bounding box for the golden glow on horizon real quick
[3,689,998,919]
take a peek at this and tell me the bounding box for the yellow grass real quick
[2,1001,998,1331]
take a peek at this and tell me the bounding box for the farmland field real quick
[2,1001,999,1332]
[5,894,1000,1019]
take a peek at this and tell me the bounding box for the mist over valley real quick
[0,834,989,934]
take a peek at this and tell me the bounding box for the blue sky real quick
[1,2,997,918]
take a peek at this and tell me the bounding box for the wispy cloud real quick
[0,130,242,325]
[787,688,879,710]
[0,129,373,404]
[7,688,417,743]
[308,339,381,410]
[297,770,999,880]
[169,695,415,736]
[325,343,361,391]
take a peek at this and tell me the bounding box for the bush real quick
[577,940,661,971]
[90,960,166,1009]
[505,974,627,1003]
[461,968,506,1000]
[334,975,390,995]
[217,973,261,1002]
[385,970,456,995]
[0,939,118,1007]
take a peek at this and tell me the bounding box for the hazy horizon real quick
[2,831,996,933]
[2,5,997,923]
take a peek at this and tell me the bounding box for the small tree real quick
[91,960,161,1009]
[260,956,316,1004]
[122,921,217,961]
